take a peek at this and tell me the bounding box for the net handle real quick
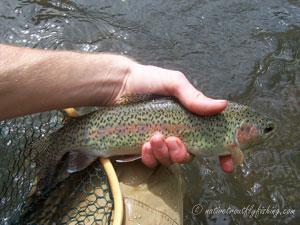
[64,108,124,225]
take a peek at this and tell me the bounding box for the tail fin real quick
[25,136,60,191]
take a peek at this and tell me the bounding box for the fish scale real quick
[27,95,277,190]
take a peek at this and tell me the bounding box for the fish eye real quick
[264,121,274,133]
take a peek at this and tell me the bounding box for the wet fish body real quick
[27,95,277,189]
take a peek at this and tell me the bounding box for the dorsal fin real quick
[62,116,77,126]
[114,94,163,105]
[62,108,80,125]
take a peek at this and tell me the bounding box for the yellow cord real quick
[100,158,124,225]
[63,108,123,225]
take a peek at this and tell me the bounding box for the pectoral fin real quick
[67,151,98,173]
[230,147,244,165]
[223,143,244,165]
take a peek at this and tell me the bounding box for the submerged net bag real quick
[0,110,115,225]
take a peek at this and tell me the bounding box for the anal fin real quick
[67,151,98,173]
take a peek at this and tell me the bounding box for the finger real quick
[150,133,172,167]
[142,142,159,168]
[219,155,234,173]
[166,137,194,163]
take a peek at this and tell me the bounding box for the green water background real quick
[0,0,299,224]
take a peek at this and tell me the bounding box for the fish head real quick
[234,108,278,150]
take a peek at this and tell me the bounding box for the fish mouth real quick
[264,120,278,141]
[265,127,278,141]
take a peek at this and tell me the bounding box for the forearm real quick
[0,44,132,120]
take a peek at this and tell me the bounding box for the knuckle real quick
[173,70,185,79]
[169,71,186,94]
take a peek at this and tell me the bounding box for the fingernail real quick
[168,140,179,153]
[145,143,153,157]
[214,99,227,104]
[152,136,164,149]
[144,142,151,151]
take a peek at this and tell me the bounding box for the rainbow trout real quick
[27,95,277,189]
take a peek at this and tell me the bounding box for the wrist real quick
[72,53,135,107]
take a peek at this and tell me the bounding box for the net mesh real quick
[0,111,113,225]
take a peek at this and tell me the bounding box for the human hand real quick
[0,44,233,171]
[119,63,234,173]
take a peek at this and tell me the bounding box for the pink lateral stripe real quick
[87,123,197,137]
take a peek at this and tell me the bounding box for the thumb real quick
[172,77,227,115]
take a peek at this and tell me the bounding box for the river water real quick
[0,0,299,224]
